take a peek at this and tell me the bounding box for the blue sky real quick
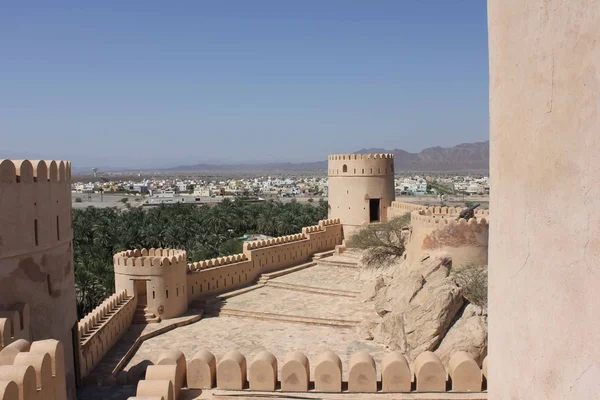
[1,1,489,169]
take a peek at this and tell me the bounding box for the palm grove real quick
[73,198,328,318]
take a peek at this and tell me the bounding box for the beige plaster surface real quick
[488,1,600,399]
[271,263,362,292]
[127,316,386,381]
[120,263,384,381]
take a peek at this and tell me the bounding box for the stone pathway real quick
[83,257,392,396]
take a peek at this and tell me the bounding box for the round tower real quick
[0,159,77,398]
[327,154,395,238]
[113,248,188,321]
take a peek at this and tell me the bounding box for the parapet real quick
[328,154,395,176]
[243,234,306,251]
[411,210,489,227]
[0,303,31,350]
[130,349,488,395]
[115,249,187,267]
[0,338,67,399]
[328,154,394,160]
[188,253,248,272]
[0,159,71,184]
[114,248,188,277]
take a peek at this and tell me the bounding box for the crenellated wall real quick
[387,201,490,220]
[128,348,487,398]
[406,210,489,267]
[186,218,342,300]
[0,303,31,351]
[114,249,188,320]
[0,338,68,400]
[0,159,78,399]
[328,154,395,238]
[78,291,137,378]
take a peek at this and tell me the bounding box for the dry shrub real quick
[347,214,411,268]
[452,264,488,310]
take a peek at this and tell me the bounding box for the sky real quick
[1,1,489,169]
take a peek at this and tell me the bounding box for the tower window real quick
[56,216,60,240]
[342,164,347,173]
[46,274,52,295]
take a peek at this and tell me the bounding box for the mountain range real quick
[168,141,489,172]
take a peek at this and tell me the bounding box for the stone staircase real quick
[204,304,359,328]
[132,295,160,324]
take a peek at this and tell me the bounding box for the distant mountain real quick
[355,141,489,171]
[166,141,489,172]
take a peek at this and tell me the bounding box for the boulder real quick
[357,318,380,340]
[373,269,424,317]
[359,276,386,303]
[403,277,465,355]
[435,310,488,366]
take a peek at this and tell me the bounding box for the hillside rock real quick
[363,257,470,361]
[435,304,488,365]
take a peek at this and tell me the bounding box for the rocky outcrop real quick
[360,256,487,365]
[435,304,488,365]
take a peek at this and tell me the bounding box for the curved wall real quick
[406,210,489,267]
[327,154,395,238]
[0,159,77,399]
[114,249,188,319]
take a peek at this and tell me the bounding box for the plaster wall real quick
[0,160,77,399]
[114,249,188,320]
[488,1,600,398]
[406,211,489,267]
[328,154,395,238]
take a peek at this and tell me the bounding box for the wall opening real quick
[56,216,60,240]
[342,164,347,173]
[46,274,52,295]
[369,199,381,222]
[34,219,39,246]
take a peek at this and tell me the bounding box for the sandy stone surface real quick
[123,263,385,380]
[220,285,373,320]
[127,315,387,380]
[272,263,362,291]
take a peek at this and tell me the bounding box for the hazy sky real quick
[1,1,489,169]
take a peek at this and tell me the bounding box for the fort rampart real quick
[0,159,78,398]
[185,218,342,301]
[126,348,487,399]
[406,210,489,267]
[78,291,137,378]
[0,338,68,400]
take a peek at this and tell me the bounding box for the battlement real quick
[0,338,68,399]
[0,303,31,350]
[114,248,187,267]
[328,153,394,160]
[188,253,249,272]
[127,348,487,396]
[328,154,395,177]
[412,210,489,227]
[0,159,71,184]
[244,234,306,250]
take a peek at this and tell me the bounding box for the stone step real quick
[206,308,359,328]
[316,257,360,269]
[265,281,358,298]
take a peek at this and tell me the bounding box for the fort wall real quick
[186,218,342,300]
[128,348,487,397]
[406,210,489,267]
[78,291,137,378]
[328,154,395,238]
[0,159,77,399]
